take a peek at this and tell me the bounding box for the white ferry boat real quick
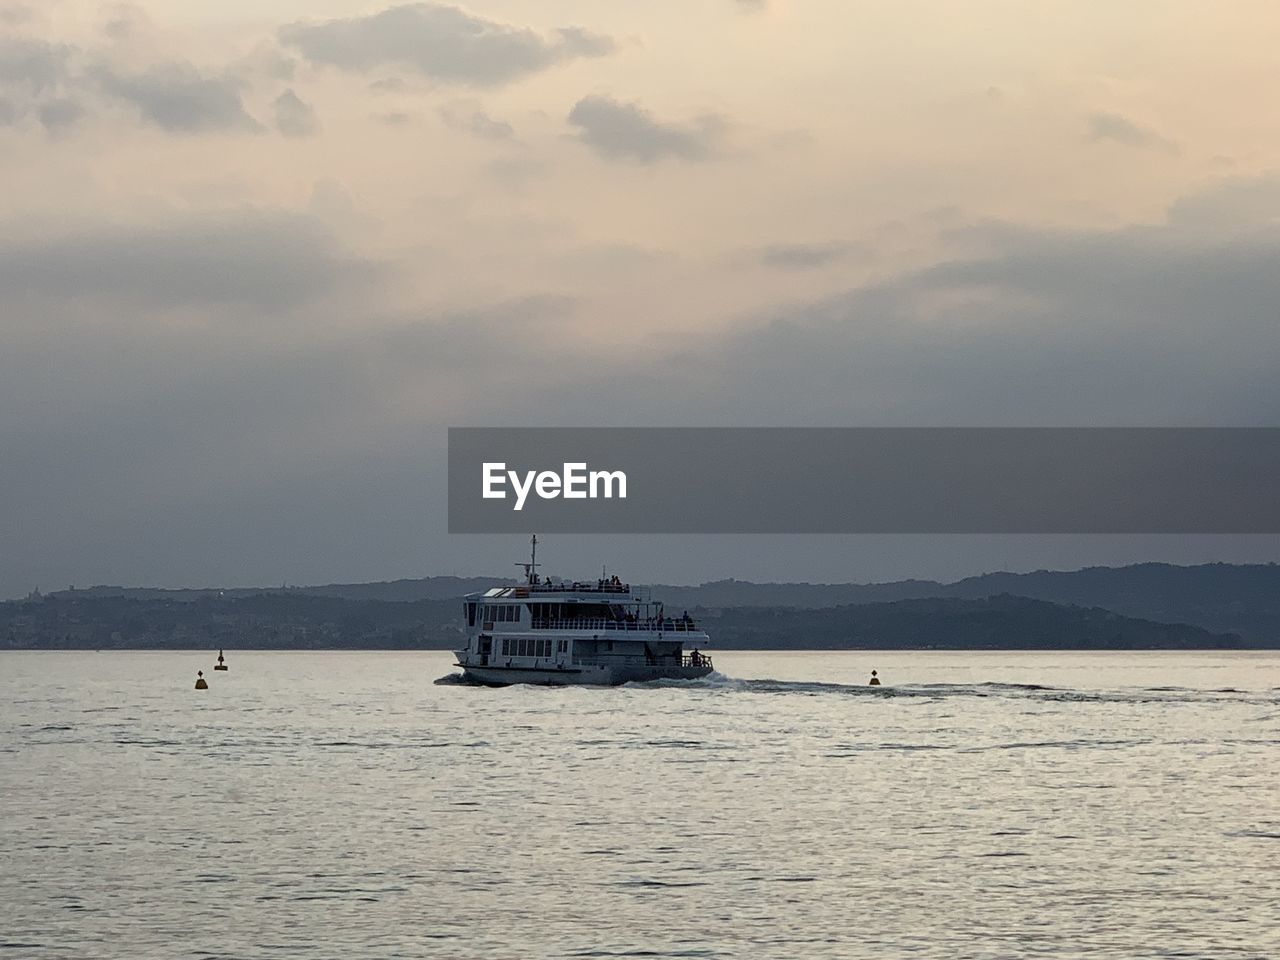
[453,536,713,686]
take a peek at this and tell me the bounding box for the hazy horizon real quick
[11,535,1280,601]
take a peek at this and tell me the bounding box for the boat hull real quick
[457,662,713,687]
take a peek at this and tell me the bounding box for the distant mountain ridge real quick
[0,592,1241,651]
[649,563,1280,640]
[39,576,512,604]
[702,595,1239,650]
[23,561,1280,644]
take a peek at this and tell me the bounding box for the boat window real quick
[501,638,510,655]
[467,602,476,627]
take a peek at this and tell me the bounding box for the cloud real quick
[278,3,615,86]
[231,43,297,83]
[5,178,1280,595]
[0,37,73,92]
[273,88,319,137]
[37,97,83,133]
[0,3,33,26]
[678,182,1280,426]
[0,38,296,138]
[0,38,78,130]
[1087,111,1178,155]
[0,210,374,313]
[91,61,261,133]
[94,61,260,133]
[438,99,512,139]
[100,3,149,41]
[1165,176,1280,232]
[567,95,725,163]
[758,242,860,268]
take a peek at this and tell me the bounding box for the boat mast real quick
[517,533,540,585]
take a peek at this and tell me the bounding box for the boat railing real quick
[573,654,713,669]
[531,617,701,632]
[528,582,632,594]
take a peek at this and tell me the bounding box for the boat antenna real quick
[516,533,541,585]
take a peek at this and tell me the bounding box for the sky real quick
[3,0,1280,596]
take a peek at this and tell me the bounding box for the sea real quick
[1,650,1277,960]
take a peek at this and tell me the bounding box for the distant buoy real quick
[868,670,881,686]
[213,649,228,671]
[195,670,209,690]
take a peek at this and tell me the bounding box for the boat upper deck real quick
[477,579,635,600]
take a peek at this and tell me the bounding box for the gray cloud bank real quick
[0,211,373,312]
[4,175,1280,593]
[273,88,319,137]
[94,61,260,133]
[438,99,512,139]
[758,241,861,268]
[0,34,298,135]
[568,95,725,162]
[279,3,614,86]
[1087,111,1178,155]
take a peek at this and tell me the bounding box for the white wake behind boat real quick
[452,536,713,686]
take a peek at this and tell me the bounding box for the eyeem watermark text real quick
[483,462,627,511]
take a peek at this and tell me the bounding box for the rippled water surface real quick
[2,650,1278,959]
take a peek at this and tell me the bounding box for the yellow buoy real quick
[213,649,228,671]
[195,670,208,690]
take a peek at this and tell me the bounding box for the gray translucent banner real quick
[448,428,1280,533]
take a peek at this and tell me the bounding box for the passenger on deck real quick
[690,649,702,667]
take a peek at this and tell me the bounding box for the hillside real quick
[700,595,1240,650]
[0,591,1243,650]
[16,561,1279,647]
